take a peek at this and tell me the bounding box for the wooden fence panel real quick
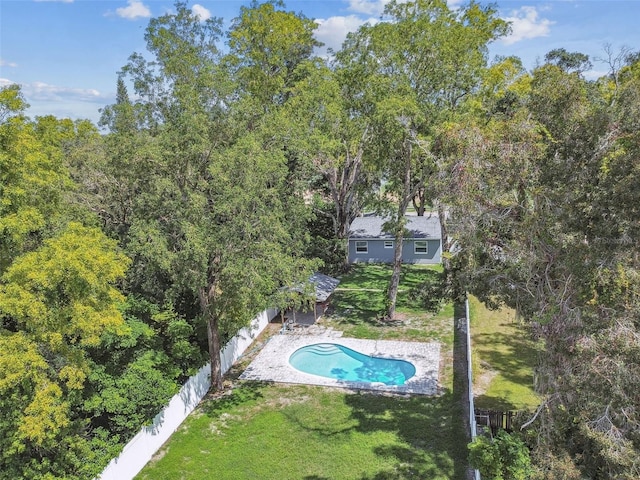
[474,409,516,436]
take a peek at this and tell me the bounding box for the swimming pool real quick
[289,343,416,386]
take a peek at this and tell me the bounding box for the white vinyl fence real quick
[463,297,481,480]
[98,308,277,480]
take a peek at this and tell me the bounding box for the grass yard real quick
[136,263,467,480]
[137,383,468,480]
[323,264,453,348]
[469,296,541,411]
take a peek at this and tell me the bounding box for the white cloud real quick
[116,0,151,20]
[584,69,609,81]
[315,15,377,54]
[0,78,112,122]
[192,4,211,22]
[16,80,108,103]
[0,59,18,68]
[502,6,554,45]
[347,0,388,16]
[446,0,465,8]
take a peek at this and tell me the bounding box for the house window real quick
[355,241,368,253]
[384,241,393,249]
[414,241,428,254]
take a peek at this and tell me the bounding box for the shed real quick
[282,272,340,329]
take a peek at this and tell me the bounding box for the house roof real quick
[349,215,442,240]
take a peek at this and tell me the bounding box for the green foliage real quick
[544,48,592,73]
[4,2,640,479]
[0,222,129,353]
[335,0,509,318]
[441,45,640,478]
[226,0,321,108]
[86,351,178,435]
[151,304,205,377]
[408,268,447,312]
[0,83,28,121]
[0,98,72,269]
[0,219,132,478]
[468,430,533,480]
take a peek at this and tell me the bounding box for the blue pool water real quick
[289,343,416,386]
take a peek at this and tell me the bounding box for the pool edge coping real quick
[239,335,440,395]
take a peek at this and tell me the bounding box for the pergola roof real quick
[308,272,340,302]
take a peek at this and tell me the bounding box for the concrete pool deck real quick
[239,333,440,395]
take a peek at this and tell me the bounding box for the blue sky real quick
[1,0,639,124]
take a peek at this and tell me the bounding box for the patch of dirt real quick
[209,412,241,435]
[149,447,168,463]
[473,368,498,396]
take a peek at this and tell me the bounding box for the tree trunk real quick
[199,284,223,391]
[385,136,414,320]
[438,203,450,269]
[412,185,427,216]
[319,129,368,271]
[437,203,461,301]
[385,224,404,320]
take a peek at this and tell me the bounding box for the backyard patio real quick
[239,333,441,395]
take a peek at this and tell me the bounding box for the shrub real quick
[468,430,533,480]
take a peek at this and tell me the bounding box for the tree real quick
[281,60,376,268]
[468,430,533,480]
[0,223,130,478]
[337,0,508,318]
[108,1,317,391]
[225,0,321,111]
[544,48,592,74]
[0,86,72,271]
[444,59,640,477]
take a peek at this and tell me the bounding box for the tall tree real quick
[109,1,316,390]
[0,223,130,479]
[0,87,72,271]
[544,48,592,74]
[225,0,321,111]
[337,0,508,318]
[441,57,640,477]
[281,61,376,267]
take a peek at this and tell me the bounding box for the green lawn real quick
[136,263,467,480]
[469,296,541,411]
[137,383,468,480]
[323,264,453,347]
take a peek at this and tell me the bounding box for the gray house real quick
[348,215,442,264]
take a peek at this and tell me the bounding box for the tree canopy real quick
[1,1,639,478]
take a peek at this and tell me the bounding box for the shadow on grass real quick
[344,392,468,480]
[331,265,446,324]
[202,381,268,417]
[473,330,540,399]
[473,393,521,412]
[397,268,444,313]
